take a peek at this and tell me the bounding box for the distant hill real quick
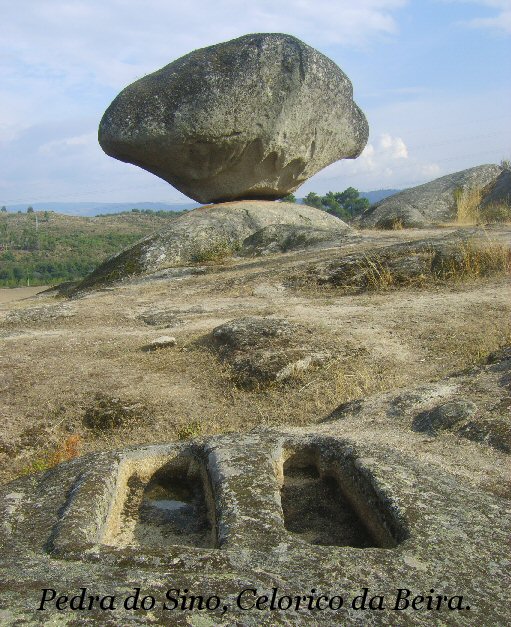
[359,189,400,204]
[0,209,187,287]
[2,201,200,217]
[3,193,399,216]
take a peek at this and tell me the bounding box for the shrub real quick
[177,421,202,440]
[83,394,147,431]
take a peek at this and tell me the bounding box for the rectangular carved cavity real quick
[103,452,216,549]
[279,446,405,549]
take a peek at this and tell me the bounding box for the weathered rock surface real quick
[412,400,478,434]
[360,164,503,227]
[0,427,509,624]
[146,335,177,351]
[2,303,75,324]
[99,33,368,203]
[296,230,511,291]
[328,345,511,454]
[240,223,354,256]
[74,200,351,291]
[211,316,328,388]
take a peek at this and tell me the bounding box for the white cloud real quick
[379,133,408,158]
[468,11,511,33]
[2,0,407,91]
[39,133,97,156]
[445,0,511,33]
[297,132,424,193]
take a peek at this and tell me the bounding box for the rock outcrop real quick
[0,426,509,624]
[99,33,368,203]
[328,345,511,454]
[211,316,329,388]
[240,223,353,256]
[75,201,351,291]
[360,164,503,228]
[293,230,511,291]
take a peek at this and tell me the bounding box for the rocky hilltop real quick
[76,200,353,290]
[360,164,503,228]
[1,222,510,624]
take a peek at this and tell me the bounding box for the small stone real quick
[148,336,177,350]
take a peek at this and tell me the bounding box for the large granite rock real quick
[75,200,351,291]
[99,33,368,203]
[0,426,509,624]
[360,164,503,228]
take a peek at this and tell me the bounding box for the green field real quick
[0,209,185,287]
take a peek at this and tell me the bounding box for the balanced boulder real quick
[99,33,368,203]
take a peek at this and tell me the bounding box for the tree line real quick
[282,187,370,220]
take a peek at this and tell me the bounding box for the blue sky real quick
[1,0,510,205]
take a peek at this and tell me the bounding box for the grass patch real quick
[83,394,149,432]
[177,421,203,440]
[190,239,238,264]
[454,185,511,225]
[20,435,81,475]
[481,203,511,224]
[335,358,403,404]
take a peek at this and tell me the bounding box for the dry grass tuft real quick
[455,186,482,225]
[433,240,510,281]
[377,217,404,230]
[335,358,403,405]
[481,203,511,224]
[359,254,395,290]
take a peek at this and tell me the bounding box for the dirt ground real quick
[0,286,48,304]
[0,227,509,487]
